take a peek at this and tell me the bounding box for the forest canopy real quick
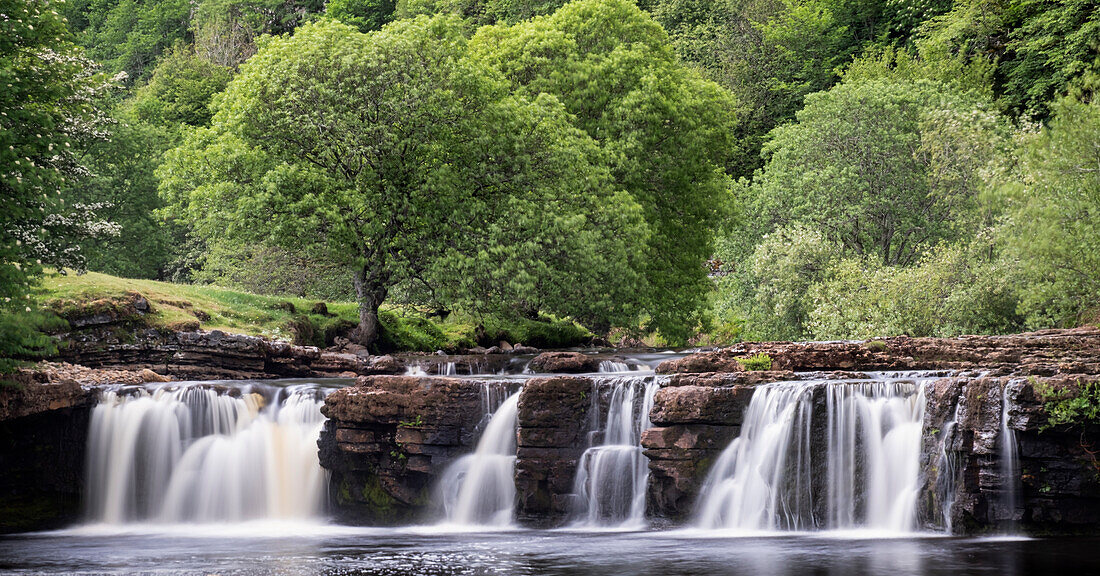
[3,0,1099,365]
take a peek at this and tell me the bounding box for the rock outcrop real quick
[57,328,405,380]
[527,352,602,373]
[0,370,98,533]
[658,327,1100,375]
[514,377,594,523]
[318,375,511,524]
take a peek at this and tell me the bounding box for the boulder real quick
[528,351,600,373]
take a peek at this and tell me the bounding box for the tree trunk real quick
[352,265,388,349]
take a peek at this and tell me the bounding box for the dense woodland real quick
[3,0,1100,365]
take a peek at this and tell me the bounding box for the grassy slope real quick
[37,271,590,351]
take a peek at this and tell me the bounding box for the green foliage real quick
[1000,0,1100,116]
[129,44,232,128]
[162,14,650,347]
[326,0,398,31]
[1037,380,1100,432]
[474,313,590,348]
[718,225,842,341]
[191,0,326,67]
[650,0,850,176]
[398,415,424,427]
[995,96,1100,328]
[376,309,451,352]
[749,68,1006,267]
[737,353,772,371]
[470,0,739,343]
[192,241,355,301]
[805,240,1024,339]
[1,0,119,372]
[62,0,193,80]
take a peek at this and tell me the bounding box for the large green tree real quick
[160,16,645,347]
[469,0,739,341]
[748,62,1006,267]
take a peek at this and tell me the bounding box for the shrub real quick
[738,353,773,371]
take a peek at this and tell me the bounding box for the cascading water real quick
[439,387,521,527]
[696,377,928,532]
[935,403,962,532]
[695,382,816,531]
[570,376,662,528]
[597,361,632,373]
[85,383,329,524]
[1000,381,1020,532]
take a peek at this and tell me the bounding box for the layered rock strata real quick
[318,375,507,524]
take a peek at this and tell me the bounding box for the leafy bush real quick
[737,353,773,371]
[1036,380,1100,432]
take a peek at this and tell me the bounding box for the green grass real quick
[37,271,590,352]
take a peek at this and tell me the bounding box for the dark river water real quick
[0,523,1094,576]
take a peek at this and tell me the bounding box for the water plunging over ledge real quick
[696,376,929,532]
[85,382,331,524]
[438,385,522,527]
[571,375,663,528]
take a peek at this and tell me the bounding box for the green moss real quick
[865,340,888,352]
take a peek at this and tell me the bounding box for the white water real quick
[439,391,521,526]
[936,403,962,532]
[571,377,662,527]
[85,383,329,524]
[597,361,633,373]
[1000,381,1020,532]
[697,378,927,532]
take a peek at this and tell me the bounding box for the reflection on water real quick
[0,527,1091,576]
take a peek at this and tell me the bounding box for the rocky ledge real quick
[657,327,1100,375]
[318,328,1100,534]
[56,328,406,380]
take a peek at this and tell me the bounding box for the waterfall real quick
[696,377,927,532]
[571,376,662,528]
[935,403,962,532]
[439,389,521,527]
[1000,381,1020,532]
[439,362,457,376]
[85,383,329,524]
[695,382,816,531]
[598,361,632,373]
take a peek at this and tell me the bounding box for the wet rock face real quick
[642,374,758,521]
[918,371,1100,534]
[527,352,601,373]
[318,376,493,524]
[514,377,594,523]
[0,376,96,533]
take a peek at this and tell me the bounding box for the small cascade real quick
[935,403,962,532]
[597,361,633,373]
[571,376,662,527]
[696,377,927,532]
[1000,381,1020,532]
[696,382,816,530]
[439,389,521,527]
[404,364,428,376]
[85,383,329,524]
[438,362,457,376]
